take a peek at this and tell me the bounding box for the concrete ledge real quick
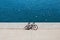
[0,23,60,28]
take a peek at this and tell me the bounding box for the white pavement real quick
[0,29,60,40]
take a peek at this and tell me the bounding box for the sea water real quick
[0,0,60,22]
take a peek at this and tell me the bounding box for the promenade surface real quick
[0,28,60,40]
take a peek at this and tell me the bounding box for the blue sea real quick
[0,0,60,22]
